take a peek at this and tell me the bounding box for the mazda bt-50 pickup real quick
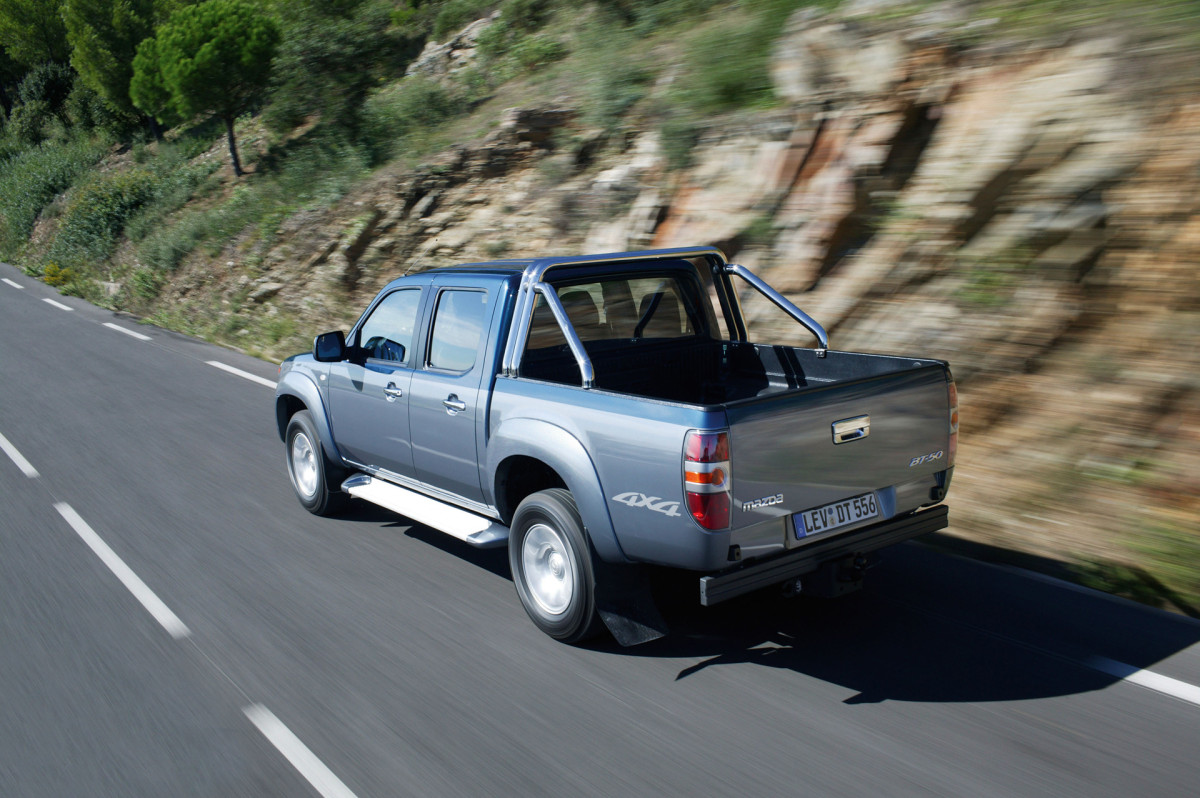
[275,247,957,644]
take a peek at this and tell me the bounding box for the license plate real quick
[795,493,880,539]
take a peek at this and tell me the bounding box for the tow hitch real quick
[792,553,877,598]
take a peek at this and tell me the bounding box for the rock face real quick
[151,4,1199,600]
[405,14,498,81]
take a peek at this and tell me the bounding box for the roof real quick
[416,246,727,280]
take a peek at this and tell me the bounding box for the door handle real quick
[443,395,467,413]
[832,415,870,444]
[384,382,403,401]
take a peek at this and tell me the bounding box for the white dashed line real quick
[2,277,23,289]
[1086,656,1200,707]
[244,705,359,798]
[103,322,152,341]
[0,431,39,478]
[207,360,277,389]
[43,297,73,311]
[54,503,191,640]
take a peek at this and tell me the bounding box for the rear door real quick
[407,277,499,504]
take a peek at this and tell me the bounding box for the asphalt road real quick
[2,261,1198,797]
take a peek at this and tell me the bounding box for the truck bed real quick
[521,336,943,406]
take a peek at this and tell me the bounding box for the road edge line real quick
[243,704,359,798]
[54,503,191,640]
[1085,656,1200,707]
[103,322,152,341]
[207,360,277,389]
[0,430,39,478]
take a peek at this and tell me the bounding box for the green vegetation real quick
[670,0,806,114]
[132,0,280,175]
[1072,519,1200,618]
[0,137,106,255]
[63,0,160,120]
[0,0,70,66]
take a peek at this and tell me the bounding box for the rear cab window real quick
[519,259,723,389]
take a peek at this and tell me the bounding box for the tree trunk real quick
[225,115,243,177]
[148,115,164,142]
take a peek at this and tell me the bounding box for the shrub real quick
[129,267,165,301]
[511,33,567,69]
[42,263,77,287]
[7,100,51,145]
[17,63,75,126]
[124,159,221,243]
[50,170,157,264]
[659,114,700,171]
[500,0,556,31]
[673,0,804,112]
[361,76,463,160]
[266,0,418,137]
[433,0,495,41]
[0,138,106,255]
[136,133,370,273]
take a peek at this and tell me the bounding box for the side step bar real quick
[699,504,949,606]
[342,475,509,549]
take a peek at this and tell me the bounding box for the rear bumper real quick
[698,504,949,606]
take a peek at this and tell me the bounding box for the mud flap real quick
[593,561,668,646]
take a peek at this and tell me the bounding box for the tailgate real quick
[726,363,951,536]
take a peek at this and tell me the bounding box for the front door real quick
[327,286,424,479]
[408,281,496,504]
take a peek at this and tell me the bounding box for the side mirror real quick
[313,330,346,362]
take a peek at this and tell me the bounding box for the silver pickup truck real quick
[276,247,957,644]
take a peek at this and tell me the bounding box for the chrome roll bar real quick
[532,282,595,389]
[723,262,828,357]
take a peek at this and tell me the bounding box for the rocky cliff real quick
[149,2,1200,609]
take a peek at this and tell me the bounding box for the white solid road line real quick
[103,321,152,341]
[2,277,23,289]
[1086,656,1200,707]
[244,705,359,798]
[54,503,191,640]
[43,297,73,311]
[0,431,39,478]
[207,360,277,389]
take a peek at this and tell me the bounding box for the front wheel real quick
[285,410,346,516]
[509,488,603,643]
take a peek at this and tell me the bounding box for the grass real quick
[972,0,1200,42]
[1071,520,1200,618]
[136,130,371,278]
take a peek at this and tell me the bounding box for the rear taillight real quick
[684,430,731,530]
[948,380,959,466]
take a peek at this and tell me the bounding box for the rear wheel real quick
[285,410,346,516]
[509,488,604,643]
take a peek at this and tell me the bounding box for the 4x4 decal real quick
[612,492,682,518]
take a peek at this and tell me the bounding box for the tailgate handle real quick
[832,415,870,444]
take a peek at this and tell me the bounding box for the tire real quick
[285,410,346,516]
[509,488,604,643]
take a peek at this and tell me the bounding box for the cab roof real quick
[411,246,726,280]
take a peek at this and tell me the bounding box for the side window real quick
[358,288,421,363]
[428,289,488,372]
